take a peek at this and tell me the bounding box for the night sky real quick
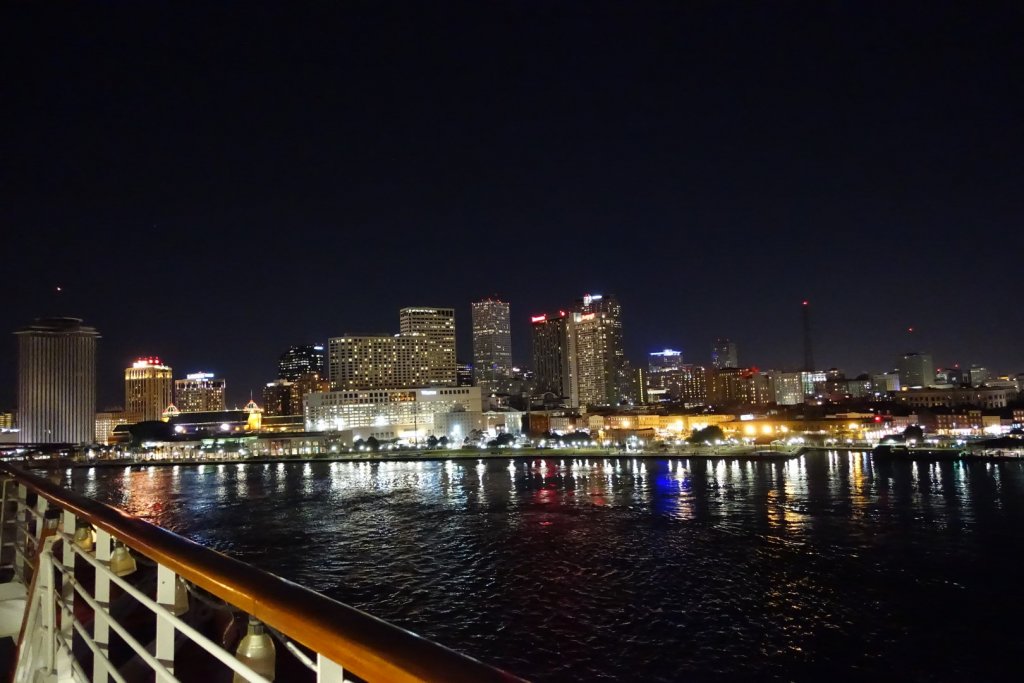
[3,1,1022,409]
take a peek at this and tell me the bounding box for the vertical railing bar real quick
[61,508,76,640]
[155,563,176,675]
[15,483,27,582]
[316,653,346,683]
[93,527,112,683]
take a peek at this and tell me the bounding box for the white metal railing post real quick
[93,528,113,683]
[39,537,58,676]
[155,563,177,675]
[61,508,76,641]
[15,483,27,581]
[316,653,346,683]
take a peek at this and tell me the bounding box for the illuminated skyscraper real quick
[572,293,626,407]
[15,317,99,444]
[174,372,226,412]
[530,312,578,407]
[124,357,173,423]
[896,352,934,389]
[399,306,456,386]
[328,335,434,390]
[471,298,512,394]
[278,345,325,381]
[648,349,683,374]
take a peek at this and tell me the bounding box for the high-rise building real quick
[968,365,990,387]
[328,335,434,390]
[712,338,738,369]
[531,312,578,407]
[648,349,683,374]
[95,410,127,446]
[572,294,627,407]
[125,357,173,423]
[262,380,297,416]
[896,352,934,389]
[278,345,325,381]
[456,363,474,387]
[802,300,814,372]
[772,372,805,405]
[174,372,226,412]
[471,299,512,394]
[399,307,457,386]
[710,368,772,407]
[15,317,100,444]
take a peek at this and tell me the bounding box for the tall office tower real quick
[15,317,100,444]
[896,352,934,389]
[399,307,457,386]
[712,338,738,369]
[124,357,173,423]
[327,334,433,390]
[969,365,990,387]
[572,293,626,407]
[278,345,325,381]
[174,372,226,412]
[530,312,578,407]
[456,363,474,387]
[648,349,683,374]
[471,298,513,394]
[802,300,814,371]
[262,380,297,416]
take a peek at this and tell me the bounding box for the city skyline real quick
[3,2,1021,406]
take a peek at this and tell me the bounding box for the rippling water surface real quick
[70,453,1024,681]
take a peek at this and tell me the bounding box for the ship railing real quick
[0,462,523,683]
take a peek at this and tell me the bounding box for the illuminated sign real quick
[530,315,547,323]
[421,390,437,395]
[579,313,595,321]
[132,357,164,368]
[186,372,215,380]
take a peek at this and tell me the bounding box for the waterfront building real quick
[95,410,127,445]
[328,334,433,390]
[712,338,738,369]
[15,317,100,444]
[399,306,457,386]
[772,372,805,405]
[278,344,325,381]
[304,386,483,442]
[471,299,513,395]
[531,312,578,407]
[572,293,627,407]
[174,372,226,413]
[896,387,1014,410]
[896,352,934,389]
[710,368,773,407]
[124,357,173,424]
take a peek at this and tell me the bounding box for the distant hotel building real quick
[278,344,325,381]
[95,410,127,446]
[304,386,483,442]
[174,372,226,412]
[896,352,934,389]
[327,306,457,391]
[15,317,99,444]
[399,307,457,386]
[471,298,512,395]
[572,294,626,407]
[124,357,172,423]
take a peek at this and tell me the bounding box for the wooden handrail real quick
[0,463,525,683]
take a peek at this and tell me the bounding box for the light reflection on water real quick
[69,453,1024,682]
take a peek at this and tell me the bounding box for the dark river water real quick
[69,453,1024,682]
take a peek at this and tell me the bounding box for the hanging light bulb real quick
[233,616,276,682]
[109,541,137,577]
[170,577,190,616]
[73,521,95,551]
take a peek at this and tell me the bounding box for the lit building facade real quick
[772,372,804,405]
[124,357,173,423]
[710,368,773,407]
[95,410,127,446]
[572,294,626,407]
[471,299,512,395]
[531,312,578,407]
[399,307,457,386]
[262,380,297,416]
[304,386,483,441]
[328,335,434,390]
[648,349,683,374]
[15,317,100,444]
[174,372,226,413]
[896,352,934,389]
[278,345,325,381]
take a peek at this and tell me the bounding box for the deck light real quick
[73,520,95,551]
[109,541,137,577]
[233,616,276,682]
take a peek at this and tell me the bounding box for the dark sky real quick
[3,1,1022,409]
